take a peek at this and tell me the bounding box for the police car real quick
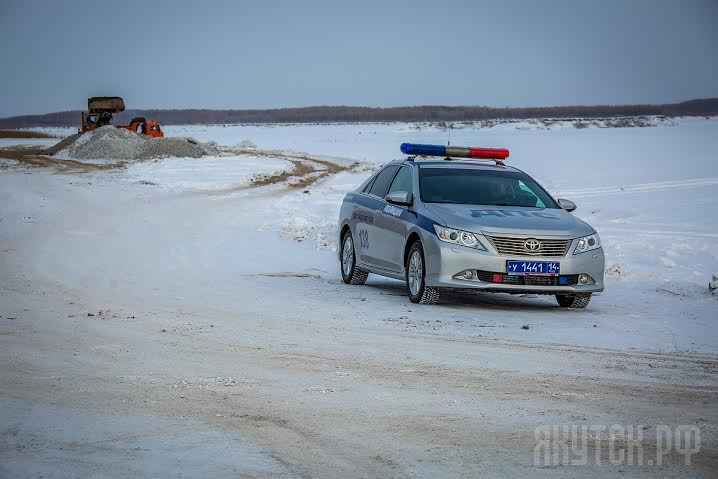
[338,143,604,308]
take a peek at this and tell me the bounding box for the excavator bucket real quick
[88,97,125,113]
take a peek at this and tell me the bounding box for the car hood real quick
[424,203,594,237]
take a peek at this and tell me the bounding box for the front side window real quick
[387,166,413,195]
[368,165,400,198]
[419,167,557,208]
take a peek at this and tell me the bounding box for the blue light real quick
[559,276,569,285]
[400,143,447,156]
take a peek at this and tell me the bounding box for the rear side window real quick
[362,176,377,193]
[388,166,413,195]
[368,165,400,198]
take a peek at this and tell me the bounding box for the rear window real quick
[419,167,558,208]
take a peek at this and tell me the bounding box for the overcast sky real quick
[0,0,716,117]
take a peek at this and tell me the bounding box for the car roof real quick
[399,159,522,173]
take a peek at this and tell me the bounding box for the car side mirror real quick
[557,198,577,212]
[385,191,412,206]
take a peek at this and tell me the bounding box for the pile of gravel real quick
[51,126,218,161]
[136,136,217,160]
[42,132,83,155]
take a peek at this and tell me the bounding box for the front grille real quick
[476,270,579,286]
[486,235,570,257]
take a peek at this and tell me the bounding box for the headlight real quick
[433,225,487,251]
[574,233,601,254]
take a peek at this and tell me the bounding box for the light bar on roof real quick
[400,143,509,160]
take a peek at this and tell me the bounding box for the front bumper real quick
[422,234,605,294]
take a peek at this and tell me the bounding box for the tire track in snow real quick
[600,228,718,239]
[556,178,718,197]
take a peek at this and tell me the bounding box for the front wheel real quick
[340,231,368,285]
[555,293,592,308]
[406,241,439,304]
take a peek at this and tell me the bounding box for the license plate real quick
[507,260,560,276]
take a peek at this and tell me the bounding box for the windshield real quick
[419,167,558,208]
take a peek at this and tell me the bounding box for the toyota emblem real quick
[524,239,541,252]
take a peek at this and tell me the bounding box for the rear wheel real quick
[406,241,439,305]
[555,293,592,308]
[340,231,368,285]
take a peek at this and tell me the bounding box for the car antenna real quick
[444,124,453,161]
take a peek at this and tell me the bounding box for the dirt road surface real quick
[1,158,717,478]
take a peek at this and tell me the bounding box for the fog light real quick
[453,270,475,281]
[578,273,594,285]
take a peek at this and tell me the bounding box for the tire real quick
[340,230,368,285]
[406,241,440,305]
[555,294,592,309]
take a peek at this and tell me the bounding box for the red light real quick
[469,147,510,160]
[492,274,504,283]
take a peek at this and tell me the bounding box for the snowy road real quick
[1,119,717,477]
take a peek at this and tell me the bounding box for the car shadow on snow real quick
[361,278,564,311]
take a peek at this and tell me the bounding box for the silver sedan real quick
[338,146,604,308]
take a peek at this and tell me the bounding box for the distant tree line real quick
[1,98,716,129]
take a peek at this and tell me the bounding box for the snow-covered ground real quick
[164,119,718,284]
[167,118,718,352]
[1,118,717,477]
[121,154,292,191]
[9,118,718,350]
[0,137,59,149]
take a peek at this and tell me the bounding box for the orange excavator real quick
[80,97,164,138]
